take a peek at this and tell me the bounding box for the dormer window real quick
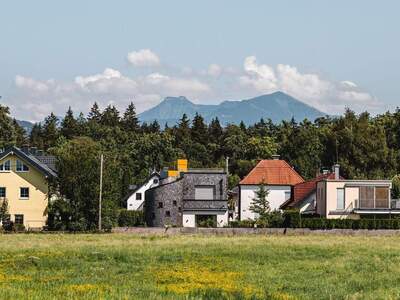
[16,160,29,172]
[0,160,11,172]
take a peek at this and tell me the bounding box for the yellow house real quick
[0,146,56,229]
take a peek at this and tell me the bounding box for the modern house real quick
[144,159,228,227]
[0,146,57,229]
[238,156,304,220]
[280,165,343,214]
[126,172,160,211]
[316,169,395,219]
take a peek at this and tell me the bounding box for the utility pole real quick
[98,154,103,231]
[225,156,229,176]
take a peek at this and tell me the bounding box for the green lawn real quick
[0,233,400,299]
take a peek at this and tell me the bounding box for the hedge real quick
[229,210,400,230]
[118,210,145,227]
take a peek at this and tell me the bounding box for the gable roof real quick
[0,146,57,178]
[122,172,160,202]
[239,159,304,186]
[280,172,343,209]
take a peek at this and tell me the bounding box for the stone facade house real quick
[144,160,228,227]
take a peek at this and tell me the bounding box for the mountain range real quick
[139,91,327,126]
[15,91,327,133]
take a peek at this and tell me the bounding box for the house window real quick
[136,193,142,200]
[0,160,11,172]
[20,187,29,199]
[153,178,159,184]
[158,202,163,208]
[0,187,6,198]
[359,186,374,209]
[165,211,171,217]
[173,200,177,206]
[16,160,29,172]
[375,187,389,208]
[195,186,215,200]
[15,214,24,225]
[337,188,345,210]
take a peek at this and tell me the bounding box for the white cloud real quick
[239,56,378,113]
[127,49,160,67]
[11,68,210,122]
[15,75,50,93]
[207,64,222,77]
[7,51,379,121]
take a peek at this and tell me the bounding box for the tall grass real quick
[0,234,400,299]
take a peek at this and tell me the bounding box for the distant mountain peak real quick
[139,92,326,126]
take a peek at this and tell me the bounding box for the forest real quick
[1,102,400,230]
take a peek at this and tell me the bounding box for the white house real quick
[238,156,304,220]
[126,173,160,210]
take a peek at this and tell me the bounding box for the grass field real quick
[1,234,400,299]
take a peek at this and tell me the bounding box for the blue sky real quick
[1,0,399,121]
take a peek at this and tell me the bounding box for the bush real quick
[229,219,255,228]
[118,210,145,227]
[281,211,400,230]
[2,221,25,232]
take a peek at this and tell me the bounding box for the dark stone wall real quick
[145,179,183,227]
[145,172,228,227]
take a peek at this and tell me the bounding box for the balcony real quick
[353,199,400,214]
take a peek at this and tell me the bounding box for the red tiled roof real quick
[239,160,304,185]
[281,172,343,209]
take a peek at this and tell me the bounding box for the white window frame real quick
[20,187,29,200]
[16,160,29,172]
[0,160,11,172]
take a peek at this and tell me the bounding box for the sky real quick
[1,0,399,122]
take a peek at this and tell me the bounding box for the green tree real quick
[42,113,59,149]
[61,107,79,139]
[87,102,102,123]
[101,105,120,127]
[392,175,400,199]
[12,119,27,146]
[122,102,140,132]
[249,181,270,220]
[51,137,121,231]
[0,104,16,148]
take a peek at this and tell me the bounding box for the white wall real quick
[182,213,195,227]
[127,175,159,210]
[240,185,291,220]
[182,210,228,227]
[299,192,316,214]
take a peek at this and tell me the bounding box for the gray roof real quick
[0,146,57,177]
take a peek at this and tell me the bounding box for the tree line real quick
[1,101,400,230]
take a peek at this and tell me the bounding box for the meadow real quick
[0,233,400,299]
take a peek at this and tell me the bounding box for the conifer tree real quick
[42,113,59,149]
[122,102,139,132]
[0,104,16,148]
[87,102,102,123]
[249,181,270,220]
[61,107,78,139]
[191,113,208,144]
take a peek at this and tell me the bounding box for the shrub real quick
[118,210,145,227]
[229,220,255,228]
